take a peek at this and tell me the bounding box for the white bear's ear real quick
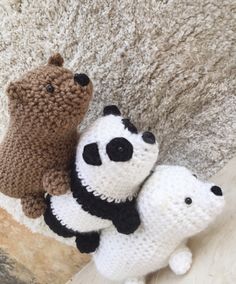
[103,105,121,116]
[48,53,64,67]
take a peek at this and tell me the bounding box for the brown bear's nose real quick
[74,73,90,86]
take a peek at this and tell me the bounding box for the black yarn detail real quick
[106,137,133,162]
[74,73,90,86]
[44,194,77,238]
[103,105,121,116]
[82,143,102,166]
[75,232,100,253]
[71,164,141,234]
[122,118,138,134]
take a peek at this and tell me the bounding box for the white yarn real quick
[50,192,111,233]
[93,165,225,283]
[76,114,159,202]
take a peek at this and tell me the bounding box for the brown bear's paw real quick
[43,169,70,196]
[21,195,46,218]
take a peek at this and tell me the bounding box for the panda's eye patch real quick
[193,174,197,178]
[106,137,133,162]
[46,84,55,93]
[83,143,102,166]
[122,119,138,134]
[185,197,192,205]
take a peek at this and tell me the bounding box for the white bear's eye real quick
[185,197,192,205]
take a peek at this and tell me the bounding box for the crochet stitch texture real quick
[0,53,93,218]
[45,106,159,252]
[94,165,225,284]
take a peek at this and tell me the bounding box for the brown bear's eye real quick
[46,84,55,93]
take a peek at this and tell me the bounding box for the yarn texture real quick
[0,54,93,218]
[44,106,159,253]
[94,165,225,283]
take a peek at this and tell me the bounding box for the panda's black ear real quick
[82,143,102,166]
[103,105,121,116]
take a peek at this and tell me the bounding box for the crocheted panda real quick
[94,165,225,284]
[44,105,159,253]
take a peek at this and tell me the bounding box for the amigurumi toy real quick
[0,53,93,218]
[93,165,225,284]
[44,105,159,253]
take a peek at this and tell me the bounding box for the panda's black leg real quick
[75,232,100,254]
[113,205,141,235]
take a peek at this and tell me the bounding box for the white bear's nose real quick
[211,186,223,196]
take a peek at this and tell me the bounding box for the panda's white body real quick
[94,166,225,284]
[44,106,159,252]
[50,192,111,233]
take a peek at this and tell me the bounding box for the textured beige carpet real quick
[0,0,235,179]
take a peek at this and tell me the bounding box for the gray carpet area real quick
[0,250,37,284]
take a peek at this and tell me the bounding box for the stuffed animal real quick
[44,105,159,253]
[0,53,93,218]
[93,165,225,284]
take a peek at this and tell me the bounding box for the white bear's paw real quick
[124,276,145,284]
[169,250,192,275]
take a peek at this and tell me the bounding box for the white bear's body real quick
[94,166,225,283]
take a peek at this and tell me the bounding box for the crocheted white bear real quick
[44,105,159,253]
[94,165,225,284]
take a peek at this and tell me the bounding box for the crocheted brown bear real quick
[0,53,93,218]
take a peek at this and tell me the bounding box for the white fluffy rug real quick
[0,0,235,237]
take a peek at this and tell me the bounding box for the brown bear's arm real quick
[42,169,71,196]
[21,194,46,218]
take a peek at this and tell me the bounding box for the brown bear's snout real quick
[74,73,90,87]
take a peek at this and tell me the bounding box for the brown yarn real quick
[0,54,93,218]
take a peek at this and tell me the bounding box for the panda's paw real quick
[113,208,141,235]
[75,232,100,254]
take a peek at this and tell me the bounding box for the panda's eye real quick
[106,137,133,162]
[193,174,197,178]
[46,84,55,93]
[185,197,192,205]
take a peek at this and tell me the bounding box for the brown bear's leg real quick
[21,194,46,218]
[43,169,70,196]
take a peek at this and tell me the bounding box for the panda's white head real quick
[75,105,159,202]
[139,165,225,238]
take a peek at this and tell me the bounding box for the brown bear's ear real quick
[48,53,64,67]
[6,82,21,100]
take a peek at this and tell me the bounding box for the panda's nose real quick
[142,131,156,144]
[211,186,223,196]
[74,73,90,86]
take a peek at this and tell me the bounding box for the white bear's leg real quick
[168,243,192,275]
[124,276,145,284]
